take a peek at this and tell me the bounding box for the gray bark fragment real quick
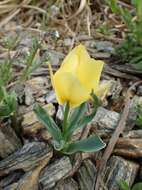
[114,138,142,158]
[22,103,55,134]
[3,183,18,190]
[0,124,22,158]
[53,178,78,190]
[0,171,23,188]
[0,142,52,176]
[126,96,142,130]
[92,107,120,137]
[76,159,97,190]
[39,157,72,189]
[101,156,139,190]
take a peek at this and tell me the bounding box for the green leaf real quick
[64,103,87,139]
[132,183,142,190]
[120,8,135,32]
[65,92,100,140]
[63,135,106,154]
[33,104,62,142]
[118,180,131,190]
[91,91,101,111]
[4,91,17,112]
[0,90,17,119]
[69,102,87,127]
[0,86,4,102]
[132,0,142,21]
[0,60,12,86]
[107,0,120,13]
[0,105,11,118]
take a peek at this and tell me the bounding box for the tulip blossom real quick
[49,44,110,108]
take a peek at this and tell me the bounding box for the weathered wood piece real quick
[13,158,49,190]
[4,183,18,190]
[25,77,49,98]
[111,63,142,75]
[101,156,139,190]
[137,85,142,96]
[92,107,120,137]
[109,80,123,100]
[0,124,22,158]
[0,142,52,177]
[123,130,142,138]
[112,130,142,158]
[114,138,142,158]
[53,178,78,190]
[104,64,139,80]
[0,171,24,189]
[45,90,56,103]
[22,103,55,134]
[39,157,72,189]
[92,96,142,137]
[76,159,97,190]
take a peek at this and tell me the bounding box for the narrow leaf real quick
[0,105,11,118]
[63,135,105,154]
[65,92,100,140]
[69,103,87,127]
[118,180,131,190]
[132,183,142,190]
[33,104,62,142]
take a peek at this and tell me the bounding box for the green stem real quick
[62,102,70,134]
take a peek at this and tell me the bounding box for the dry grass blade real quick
[67,0,87,20]
[0,9,20,28]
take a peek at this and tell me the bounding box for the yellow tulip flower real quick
[48,44,110,108]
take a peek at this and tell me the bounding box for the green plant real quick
[97,23,112,36]
[0,87,17,119]
[0,36,47,121]
[119,180,142,190]
[0,59,16,119]
[20,38,44,81]
[107,0,142,69]
[33,92,105,154]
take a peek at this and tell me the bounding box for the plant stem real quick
[62,102,70,134]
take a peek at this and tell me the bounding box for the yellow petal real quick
[53,71,90,107]
[60,48,79,74]
[60,44,90,74]
[77,58,104,91]
[95,81,112,98]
